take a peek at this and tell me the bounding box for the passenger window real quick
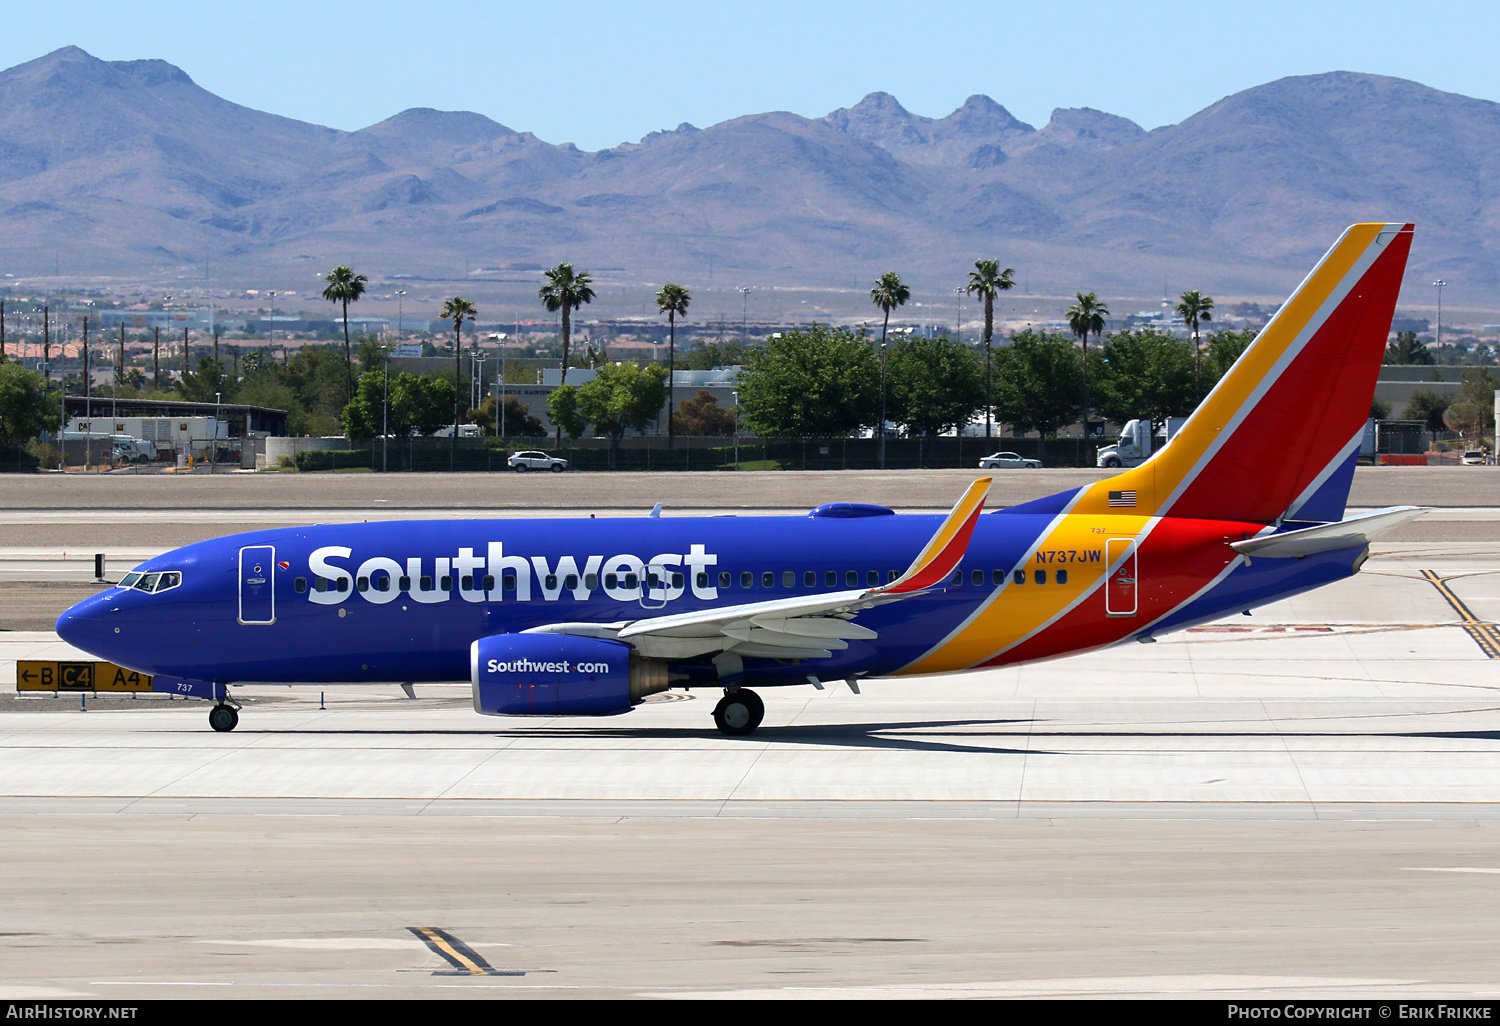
[867,570,879,587]
[993,569,1004,586]
[804,571,816,588]
[605,573,618,589]
[696,572,709,589]
[504,573,517,590]
[314,578,328,592]
[824,571,836,587]
[951,570,963,586]
[1034,569,1046,585]
[563,575,577,590]
[440,576,452,590]
[546,574,559,589]
[625,573,639,589]
[585,574,598,590]
[740,571,752,588]
[762,572,774,588]
[420,576,433,590]
[846,570,858,587]
[374,576,389,592]
[338,578,349,592]
[483,575,495,590]
[461,575,474,591]
[295,577,307,593]
[719,572,731,589]
[888,570,899,582]
[399,576,411,591]
[646,572,659,589]
[357,576,369,592]
[1057,569,1068,585]
[672,572,684,589]
[783,571,795,588]
[1013,570,1025,585]
[972,569,984,586]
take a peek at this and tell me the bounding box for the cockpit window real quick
[127,571,182,594]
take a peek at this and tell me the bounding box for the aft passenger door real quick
[239,544,276,625]
[1105,538,1137,617]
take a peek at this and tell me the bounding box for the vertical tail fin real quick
[1078,222,1413,524]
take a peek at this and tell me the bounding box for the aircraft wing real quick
[522,477,991,662]
[1229,505,1428,559]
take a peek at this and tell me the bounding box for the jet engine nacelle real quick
[470,633,669,715]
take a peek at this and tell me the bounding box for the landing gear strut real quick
[208,703,239,733]
[713,688,764,736]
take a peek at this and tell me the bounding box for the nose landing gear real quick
[713,688,764,736]
[208,703,239,732]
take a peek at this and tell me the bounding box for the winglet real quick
[882,478,991,595]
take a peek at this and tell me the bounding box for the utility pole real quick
[153,327,160,388]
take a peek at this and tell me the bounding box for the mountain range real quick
[1,46,1497,306]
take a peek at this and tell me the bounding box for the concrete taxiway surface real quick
[2,477,1499,998]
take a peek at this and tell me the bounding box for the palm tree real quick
[655,283,691,449]
[966,260,1015,438]
[321,265,368,403]
[1175,290,1214,397]
[538,263,596,391]
[870,271,911,348]
[1067,291,1108,442]
[441,296,477,470]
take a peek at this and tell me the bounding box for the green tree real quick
[1385,330,1434,365]
[577,362,670,455]
[1370,395,1393,421]
[470,394,546,438]
[869,271,910,348]
[1066,291,1108,437]
[1403,389,1452,431]
[655,283,691,448]
[1090,329,1196,431]
[1175,289,1215,396]
[737,325,879,437]
[440,297,477,463]
[1444,368,1500,439]
[1201,329,1258,391]
[671,389,735,437]
[887,335,984,438]
[179,356,232,404]
[0,357,61,447]
[342,371,454,460]
[992,329,1085,461]
[965,259,1015,437]
[539,263,595,390]
[321,265,367,403]
[683,337,750,370]
[547,384,586,440]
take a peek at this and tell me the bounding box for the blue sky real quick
[5,1,1496,149]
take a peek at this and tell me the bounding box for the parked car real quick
[978,451,1042,470]
[1461,449,1488,466]
[508,450,569,472]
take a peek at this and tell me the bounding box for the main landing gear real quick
[208,703,239,733]
[713,688,764,736]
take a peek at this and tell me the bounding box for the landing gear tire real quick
[713,688,764,736]
[208,704,238,733]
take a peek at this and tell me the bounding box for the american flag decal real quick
[1108,490,1137,507]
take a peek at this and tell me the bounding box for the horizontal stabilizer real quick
[1229,506,1428,559]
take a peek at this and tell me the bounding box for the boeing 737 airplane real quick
[57,223,1424,736]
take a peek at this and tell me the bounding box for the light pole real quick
[731,389,739,472]
[739,287,751,342]
[954,287,964,343]
[394,289,406,337]
[1434,280,1447,349]
[494,333,508,439]
[210,391,221,474]
[382,340,390,473]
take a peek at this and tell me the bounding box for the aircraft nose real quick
[56,591,123,659]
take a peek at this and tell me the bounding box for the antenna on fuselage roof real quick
[648,502,663,518]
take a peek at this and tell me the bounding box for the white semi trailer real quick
[1095,417,1188,468]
